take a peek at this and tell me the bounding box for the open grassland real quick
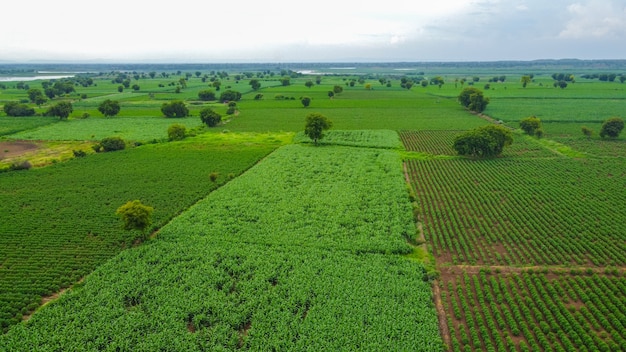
[0,133,287,333]
[0,134,443,351]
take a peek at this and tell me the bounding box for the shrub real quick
[599,117,624,139]
[458,87,489,113]
[99,137,126,152]
[520,116,542,136]
[209,172,219,182]
[161,100,189,118]
[72,150,87,157]
[453,125,513,158]
[9,160,32,171]
[200,108,222,127]
[167,124,187,141]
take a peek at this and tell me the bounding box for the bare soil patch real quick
[0,140,39,159]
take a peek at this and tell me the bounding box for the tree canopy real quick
[519,116,543,137]
[453,125,513,158]
[304,113,332,145]
[600,117,624,139]
[98,99,121,117]
[200,107,222,127]
[45,101,73,120]
[161,100,189,118]
[458,87,490,113]
[115,200,154,236]
[219,90,242,103]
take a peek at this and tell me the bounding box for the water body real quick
[0,74,75,82]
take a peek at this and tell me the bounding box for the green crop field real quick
[1,62,626,350]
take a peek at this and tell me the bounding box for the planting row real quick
[405,158,626,266]
[0,134,281,332]
[443,271,626,352]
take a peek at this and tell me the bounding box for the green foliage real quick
[304,113,332,145]
[301,96,311,108]
[453,124,513,158]
[98,136,126,152]
[458,87,490,113]
[520,116,542,136]
[45,101,73,120]
[219,90,242,102]
[581,126,593,139]
[197,89,216,101]
[599,117,624,139]
[167,123,186,141]
[3,101,35,117]
[115,200,154,233]
[199,107,222,127]
[97,99,121,117]
[161,100,189,118]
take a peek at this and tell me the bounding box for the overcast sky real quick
[2,0,625,62]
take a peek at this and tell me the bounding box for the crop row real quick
[399,130,557,158]
[443,271,626,352]
[0,136,279,332]
[405,158,626,266]
[1,140,442,350]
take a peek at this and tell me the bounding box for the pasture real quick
[1,63,625,350]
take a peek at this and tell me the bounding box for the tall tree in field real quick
[116,200,153,240]
[521,75,531,88]
[304,113,332,145]
[520,116,542,136]
[458,87,489,113]
[301,96,311,108]
[46,101,73,120]
[199,107,222,127]
[249,79,261,90]
[98,99,121,117]
[453,125,513,158]
[600,117,624,139]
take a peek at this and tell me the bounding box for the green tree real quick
[327,91,335,99]
[3,101,35,116]
[99,136,126,152]
[98,99,121,117]
[453,125,513,158]
[46,101,73,120]
[333,85,343,94]
[301,96,311,108]
[27,88,47,105]
[198,89,216,101]
[304,112,332,145]
[161,100,189,118]
[219,90,242,102]
[167,124,187,141]
[116,200,154,237]
[599,117,624,139]
[280,77,291,86]
[249,79,261,90]
[305,80,314,89]
[458,87,490,113]
[200,107,222,127]
[521,75,531,88]
[520,116,542,136]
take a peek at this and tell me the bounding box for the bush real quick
[600,117,624,139]
[3,101,35,117]
[72,150,87,157]
[458,87,489,113]
[161,100,189,118]
[167,124,187,141]
[219,90,242,102]
[99,137,126,152]
[198,89,216,101]
[200,108,222,127]
[520,116,542,136]
[453,125,513,158]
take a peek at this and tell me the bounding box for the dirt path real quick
[432,280,451,348]
[0,141,39,159]
[22,277,84,322]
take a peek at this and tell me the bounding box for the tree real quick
[301,96,311,108]
[453,125,513,158]
[305,80,314,89]
[98,99,121,117]
[27,88,47,105]
[200,107,222,127]
[198,89,216,101]
[327,91,335,99]
[521,75,532,88]
[581,126,593,139]
[116,200,154,236]
[167,124,187,141]
[333,85,343,94]
[46,101,73,120]
[520,116,542,136]
[304,113,332,145]
[458,87,490,113]
[599,117,624,139]
[280,77,291,86]
[219,90,242,103]
[161,100,189,118]
[249,79,261,90]
[99,136,126,152]
[3,101,35,116]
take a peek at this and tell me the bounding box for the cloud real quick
[559,0,626,39]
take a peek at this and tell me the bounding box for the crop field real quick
[0,133,286,332]
[1,63,626,350]
[1,134,442,350]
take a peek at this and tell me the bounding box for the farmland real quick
[1,61,626,350]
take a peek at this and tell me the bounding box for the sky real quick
[2,0,626,62]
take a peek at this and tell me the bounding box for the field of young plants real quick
[1,62,626,350]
